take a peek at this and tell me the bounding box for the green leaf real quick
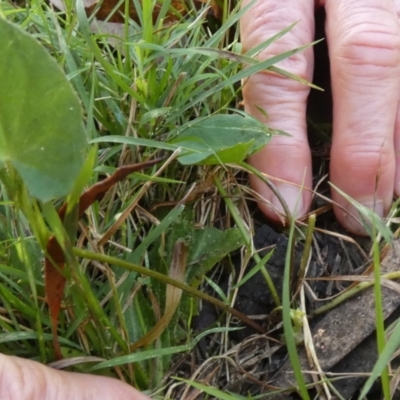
[0,18,87,202]
[170,114,273,165]
[358,318,400,399]
[166,209,246,287]
[177,141,254,165]
[140,107,171,126]
[187,227,244,281]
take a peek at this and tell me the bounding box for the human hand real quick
[241,0,400,234]
[0,353,151,400]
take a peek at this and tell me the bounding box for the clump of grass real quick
[0,0,277,395]
[2,0,400,399]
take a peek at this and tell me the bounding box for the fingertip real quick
[330,139,395,236]
[325,0,399,235]
[332,192,387,236]
[249,167,312,223]
[239,0,315,226]
[0,354,151,400]
[73,374,152,400]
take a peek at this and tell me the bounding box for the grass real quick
[1,0,400,399]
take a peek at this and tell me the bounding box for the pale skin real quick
[3,1,400,398]
[0,353,151,400]
[242,0,400,235]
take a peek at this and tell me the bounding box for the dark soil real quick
[193,214,378,394]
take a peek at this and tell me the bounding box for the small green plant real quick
[3,1,400,399]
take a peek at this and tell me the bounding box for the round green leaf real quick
[0,18,87,202]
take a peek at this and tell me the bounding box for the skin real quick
[0,353,151,400]
[241,0,400,234]
[3,1,400,399]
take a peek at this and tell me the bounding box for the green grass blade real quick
[282,219,310,400]
[128,204,185,264]
[175,379,248,400]
[358,316,400,399]
[234,249,274,289]
[372,234,390,399]
[89,344,190,371]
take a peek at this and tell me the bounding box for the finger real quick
[241,0,315,221]
[395,96,400,195]
[0,353,151,400]
[394,0,400,196]
[325,0,400,234]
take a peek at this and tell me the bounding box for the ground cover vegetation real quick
[1,0,400,399]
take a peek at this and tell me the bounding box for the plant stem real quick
[372,234,390,399]
[282,212,310,399]
[72,247,266,334]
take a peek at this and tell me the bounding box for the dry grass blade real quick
[98,152,176,246]
[390,365,400,399]
[48,356,105,369]
[130,240,187,351]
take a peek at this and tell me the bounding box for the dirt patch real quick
[192,221,400,399]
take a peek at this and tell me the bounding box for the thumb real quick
[0,353,151,400]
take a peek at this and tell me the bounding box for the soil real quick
[192,216,400,399]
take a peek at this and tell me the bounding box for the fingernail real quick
[272,184,305,218]
[344,198,384,235]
